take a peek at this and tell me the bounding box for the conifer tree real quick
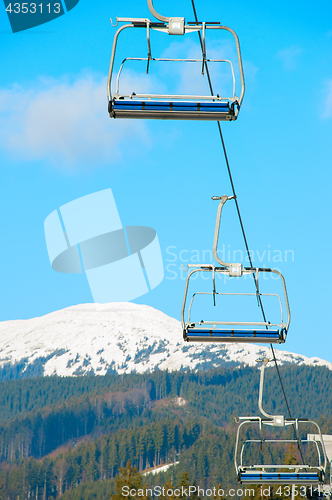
[177,471,191,500]
[284,443,298,466]
[214,483,227,500]
[111,461,150,500]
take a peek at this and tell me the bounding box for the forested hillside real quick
[0,364,330,499]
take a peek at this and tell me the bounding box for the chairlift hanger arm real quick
[147,0,173,23]
[212,195,236,267]
[258,358,278,419]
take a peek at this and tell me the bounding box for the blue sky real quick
[0,0,332,363]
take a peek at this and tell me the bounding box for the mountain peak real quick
[0,303,331,378]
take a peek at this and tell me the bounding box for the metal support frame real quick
[181,196,290,343]
[107,2,245,120]
[234,417,328,485]
[234,360,328,485]
[181,266,290,343]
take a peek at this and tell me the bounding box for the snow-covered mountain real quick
[0,303,331,377]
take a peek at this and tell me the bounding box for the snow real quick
[143,462,179,476]
[0,302,331,377]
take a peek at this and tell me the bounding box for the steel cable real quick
[190,0,305,464]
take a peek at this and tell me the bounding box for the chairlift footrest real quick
[238,472,323,485]
[183,328,285,343]
[110,100,236,121]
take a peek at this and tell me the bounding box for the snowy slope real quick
[0,303,331,377]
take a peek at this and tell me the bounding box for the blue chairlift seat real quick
[184,327,284,343]
[239,471,323,485]
[110,99,234,120]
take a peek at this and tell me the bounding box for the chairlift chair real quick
[107,0,245,120]
[181,196,290,344]
[234,359,328,486]
[306,435,332,498]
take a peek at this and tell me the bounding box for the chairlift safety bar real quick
[187,291,284,325]
[114,57,236,101]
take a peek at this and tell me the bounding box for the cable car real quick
[107,0,245,120]
[235,359,328,486]
[181,195,290,343]
[236,418,328,485]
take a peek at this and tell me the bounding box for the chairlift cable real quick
[190,0,305,461]
[270,345,292,418]
[190,0,256,273]
[190,0,268,325]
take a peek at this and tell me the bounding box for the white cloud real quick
[277,46,303,71]
[322,80,332,119]
[0,39,256,169]
[0,72,152,168]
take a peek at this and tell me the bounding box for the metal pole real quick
[258,358,275,419]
